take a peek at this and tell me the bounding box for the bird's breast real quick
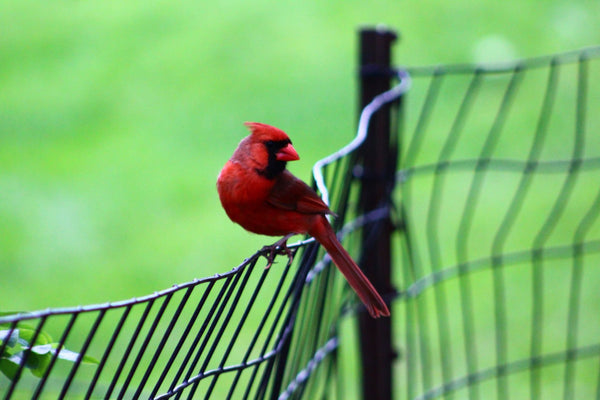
[217,161,316,237]
[217,161,273,205]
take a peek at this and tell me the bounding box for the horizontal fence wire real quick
[396,46,600,400]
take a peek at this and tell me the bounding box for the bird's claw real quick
[261,245,278,269]
[260,237,294,269]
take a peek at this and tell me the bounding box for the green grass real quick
[1,0,598,311]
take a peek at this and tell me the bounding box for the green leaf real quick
[0,354,22,381]
[0,329,19,350]
[30,344,53,354]
[25,350,51,378]
[81,354,100,365]
[50,344,100,365]
[54,347,82,363]
[16,327,52,347]
[78,353,99,365]
[0,312,25,317]
[30,343,99,365]
[0,325,98,382]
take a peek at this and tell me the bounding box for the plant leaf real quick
[16,327,52,347]
[31,343,99,365]
[30,344,53,355]
[0,354,22,381]
[25,350,51,378]
[52,345,99,365]
[0,329,20,350]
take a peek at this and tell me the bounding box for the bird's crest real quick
[244,122,291,142]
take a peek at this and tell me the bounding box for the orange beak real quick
[276,143,300,161]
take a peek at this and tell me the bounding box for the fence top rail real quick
[0,240,317,324]
[0,272,238,324]
[405,45,600,76]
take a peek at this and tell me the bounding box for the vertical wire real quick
[524,59,560,400]
[290,261,320,393]
[105,299,155,399]
[121,294,174,399]
[0,321,18,361]
[408,73,444,396]
[403,68,444,168]
[442,70,484,400]
[399,69,468,399]
[308,150,347,393]
[0,322,18,400]
[566,186,600,398]
[88,305,132,399]
[33,312,78,398]
[273,143,352,400]
[562,53,589,400]
[239,253,306,399]
[415,72,459,400]
[205,259,271,398]
[327,340,340,400]
[456,67,523,400]
[172,274,237,399]
[60,310,105,399]
[398,168,418,400]
[243,246,317,399]
[471,66,524,399]
[333,151,356,228]
[143,287,194,398]
[400,202,419,400]
[335,325,345,400]
[4,316,47,399]
[312,153,356,397]
[179,271,244,399]
[201,261,262,385]
[255,245,319,400]
[397,72,439,399]
[227,256,294,399]
[527,58,585,400]
[277,256,318,397]
[402,68,483,400]
[165,280,217,395]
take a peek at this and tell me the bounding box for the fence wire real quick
[396,46,600,400]
[2,45,600,400]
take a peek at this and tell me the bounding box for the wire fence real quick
[1,34,600,400]
[0,238,337,399]
[396,45,600,400]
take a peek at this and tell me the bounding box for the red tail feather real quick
[310,217,390,318]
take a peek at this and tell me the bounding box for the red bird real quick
[217,122,390,318]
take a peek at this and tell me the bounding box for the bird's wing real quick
[267,171,333,215]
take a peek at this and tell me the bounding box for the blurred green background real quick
[1,0,599,312]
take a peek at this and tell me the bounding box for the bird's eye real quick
[265,140,275,147]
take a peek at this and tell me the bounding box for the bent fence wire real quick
[1,44,600,399]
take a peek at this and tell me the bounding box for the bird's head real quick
[236,122,300,179]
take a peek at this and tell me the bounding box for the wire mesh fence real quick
[1,237,352,399]
[1,32,600,400]
[395,46,600,399]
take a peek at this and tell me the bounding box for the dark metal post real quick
[357,27,398,400]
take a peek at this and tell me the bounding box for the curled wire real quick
[312,68,412,207]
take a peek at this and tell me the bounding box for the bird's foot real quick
[261,234,295,269]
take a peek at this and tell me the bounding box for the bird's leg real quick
[261,233,295,269]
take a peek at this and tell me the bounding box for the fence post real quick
[356,26,398,400]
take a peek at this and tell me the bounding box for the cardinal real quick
[216,122,390,318]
